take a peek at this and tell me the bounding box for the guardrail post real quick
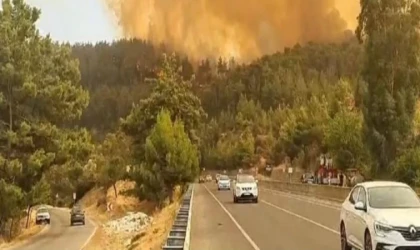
[162,184,194,250]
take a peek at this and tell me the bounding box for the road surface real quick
[190,183,342,250]
[9,208,95,250]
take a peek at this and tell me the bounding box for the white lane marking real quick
[80,218,98,250]
[259,188,341,211]
[2,225,51,250]
[203,184,261,250]
[261,199,340,235]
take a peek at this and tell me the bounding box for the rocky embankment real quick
[103,212,153,247]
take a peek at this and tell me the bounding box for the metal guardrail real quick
[162,184,194,250]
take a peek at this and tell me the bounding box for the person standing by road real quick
[339,171,344,186]
[328,171,332,185]
[319,154,325,167]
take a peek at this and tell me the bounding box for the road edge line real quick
[261,199,340,235]
[80,218,98,250]
[2,206,76,250]
[183,184,194,249]
[50,206,97,250]
[203,184,261,250]
[2,220,51,250]
[259,188,341,211]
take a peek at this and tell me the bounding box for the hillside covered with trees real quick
[2,0,420,242]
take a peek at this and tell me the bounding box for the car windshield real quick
[368,186,420,209]
[237,175,255,183]
[220,176,229,180]
[72,206,82,212]
[37,209,48,214]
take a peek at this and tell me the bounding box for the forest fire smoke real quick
[105,0,360,61]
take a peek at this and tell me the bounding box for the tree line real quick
[2,0,420,241]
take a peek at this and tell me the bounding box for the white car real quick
[218,175,231,190]
[35,207,51,224]
[205,175,213,182]
[340,181,420,250]
[233,174,258,203]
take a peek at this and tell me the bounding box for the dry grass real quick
[81,181,183,250]
[129,201,180,250]
[128,186,182,250]
[81,181,146,250]
[0,207,46,249]
[81,181,159,250]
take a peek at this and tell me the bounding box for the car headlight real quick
[236,187,241,191]
[253,186,257,190]
[374,221,393,236]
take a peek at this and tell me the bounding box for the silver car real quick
[218,175,231,190]
[35,207,51,224]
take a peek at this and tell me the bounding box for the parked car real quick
[70,205,85,226]
[232,174,258,203]
[218,175,231,190]
[301,173,315,184]
[35,207,50,224]
[340,181,420,250]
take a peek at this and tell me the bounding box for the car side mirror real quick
[255,180,259,184]
[354,201,366,211]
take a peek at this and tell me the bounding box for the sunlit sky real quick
[27,0,120,44]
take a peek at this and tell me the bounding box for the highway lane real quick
[8,208,95,250]
[259,187,341,233]
[191,182,341,250]
[190,184,256,250]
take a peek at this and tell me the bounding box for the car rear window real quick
[37,209,48,213]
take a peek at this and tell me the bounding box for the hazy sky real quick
[27,0,119,44]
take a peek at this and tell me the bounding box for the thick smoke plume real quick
[105,0,360,61]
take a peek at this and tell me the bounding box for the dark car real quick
[70,205,85,226]
[199,176,205,183]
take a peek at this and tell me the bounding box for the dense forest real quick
[73,38,365,171]
[2,0,420,241]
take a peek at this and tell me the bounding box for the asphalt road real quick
[9,208,95,250]
[190,183,342,250]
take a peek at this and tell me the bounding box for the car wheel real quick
[83,221,85,225]
[364,230,373,250]
[233,196,237,203]
[47,219,50,224]
[218,188,220,191]
[254,198,258,203]
[340,223,351,250]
